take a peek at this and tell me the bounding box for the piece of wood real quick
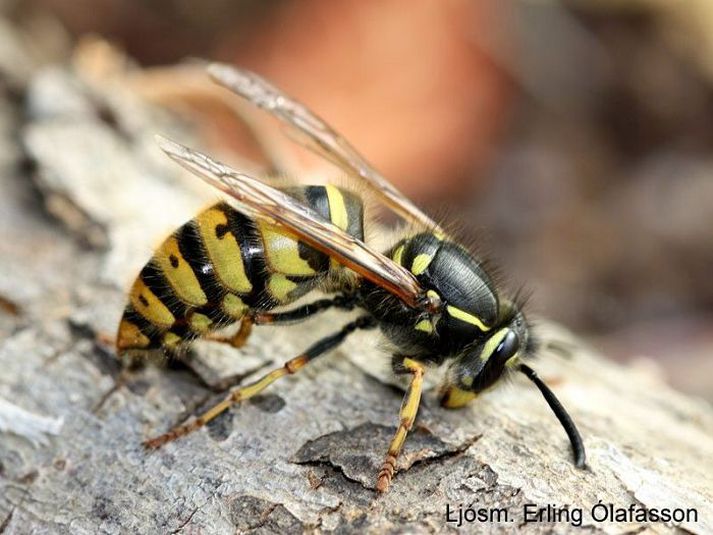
[0,36,711,534]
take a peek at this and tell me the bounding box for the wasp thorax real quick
[392,233,500,351]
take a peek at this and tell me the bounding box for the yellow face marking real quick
[189,312,213,333]
[392,244,405,265]
[222,293,248,319]
[257,221,316,276]
[441,386,477,409]
[154,236,208,306]
[480,328,509,361]
[446,305,491,332]
[410,253,433,276]
[268,274,298,303]
[117,320,150,351]
[414,319,433,333]
[129,279,175,328]
[196,208,252,294]
[325,185,349,231]
[162,332,182,349]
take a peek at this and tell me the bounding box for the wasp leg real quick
[252,295,356,325]
[208,295,356,347]
[377,358,426,493]
[143,315,375,449]
[208,317,254,348]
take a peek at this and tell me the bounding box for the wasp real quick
[117,63,586,493]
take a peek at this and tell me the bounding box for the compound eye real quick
[492,330,519,365]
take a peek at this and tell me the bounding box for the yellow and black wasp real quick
[117,63,585,493]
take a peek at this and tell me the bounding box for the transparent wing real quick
[207,63,443,234]
[156,135,428,309]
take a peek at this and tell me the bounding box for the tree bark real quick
[0,29,711,535]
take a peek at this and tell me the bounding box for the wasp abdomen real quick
[116,185,363,353]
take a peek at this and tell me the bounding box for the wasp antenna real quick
[519,363,586,469]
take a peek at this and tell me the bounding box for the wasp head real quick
[440,302,532,408]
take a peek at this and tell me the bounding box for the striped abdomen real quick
[116,185,363,353]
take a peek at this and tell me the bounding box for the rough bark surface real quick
[0,31,711,535]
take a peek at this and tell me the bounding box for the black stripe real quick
[302,186,331,221]
[175,218,238,327]
[194,303,231,325]
[299,186,343,272]
[139,262,189,321]
[176,220,227,307]
[297,241,330,273]
[121,307,163,349]
[220,203,278,310]
[340,190,365,241]
[166,319,194,341]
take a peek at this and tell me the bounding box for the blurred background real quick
[2,0,712,399]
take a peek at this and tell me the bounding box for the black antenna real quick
[519,364,586,468]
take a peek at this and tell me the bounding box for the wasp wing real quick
[156,135,427,309]
[207,63,443,235]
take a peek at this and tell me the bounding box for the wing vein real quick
[207,63,443,234]
[155,135,426,309]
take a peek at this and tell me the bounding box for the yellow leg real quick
[377,358,426,493]
[143,352,308,449]
[144,316,373,449]
[208,317,253,348]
